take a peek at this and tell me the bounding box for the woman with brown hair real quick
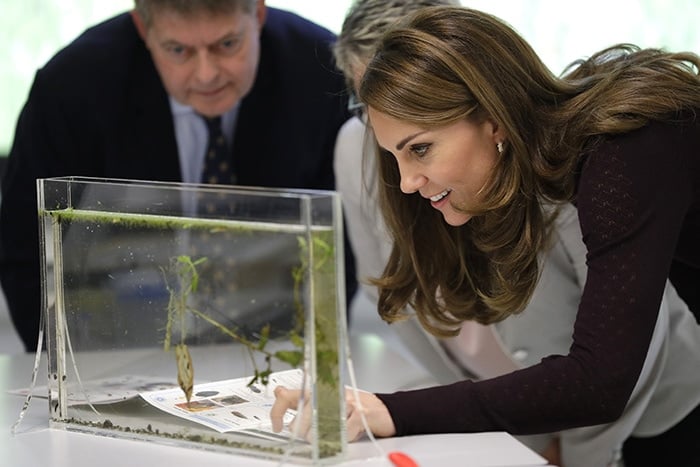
[274,6,700,465]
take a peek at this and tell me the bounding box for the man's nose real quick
[194,51,219,83]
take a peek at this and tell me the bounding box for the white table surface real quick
[0,333,547,467]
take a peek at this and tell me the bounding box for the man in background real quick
[0,0,354,351]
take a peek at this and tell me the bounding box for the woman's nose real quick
[398,160,427,194]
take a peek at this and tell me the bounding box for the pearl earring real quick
[497,141,504,155]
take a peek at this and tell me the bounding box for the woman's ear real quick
[486,117,506,146]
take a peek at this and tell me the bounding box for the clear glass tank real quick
[38,177,348,464]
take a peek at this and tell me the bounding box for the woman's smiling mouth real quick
[429,189,451,202]
[428,189,452,208]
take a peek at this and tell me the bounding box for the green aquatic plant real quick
[160,234,343,457]
[161,255,305,400]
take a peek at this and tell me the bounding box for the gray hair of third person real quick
[333,0,462,89]
[133,0,258,28]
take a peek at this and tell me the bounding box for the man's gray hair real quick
[134,0,258,28]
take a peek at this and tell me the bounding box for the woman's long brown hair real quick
[360,6,700,337]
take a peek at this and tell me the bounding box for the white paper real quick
[139,368,303,434]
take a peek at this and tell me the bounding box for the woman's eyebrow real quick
[396,131,427,151]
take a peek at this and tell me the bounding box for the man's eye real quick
[218,37,242,55]
[165,44,189,60]
[410,144,430,157]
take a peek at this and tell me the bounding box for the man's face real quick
[137,5,264,117]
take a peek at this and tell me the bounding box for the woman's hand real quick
[540,437,562,466]
[270,386,397,441]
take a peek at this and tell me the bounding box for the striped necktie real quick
[200,115,236,185]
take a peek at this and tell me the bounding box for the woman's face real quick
[368,108,502,226]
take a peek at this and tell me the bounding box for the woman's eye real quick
[410,144,430,158]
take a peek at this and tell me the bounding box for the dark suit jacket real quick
[0,8,355,350]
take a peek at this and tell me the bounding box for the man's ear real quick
[130,10,148,41]
[256,0,268,31]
